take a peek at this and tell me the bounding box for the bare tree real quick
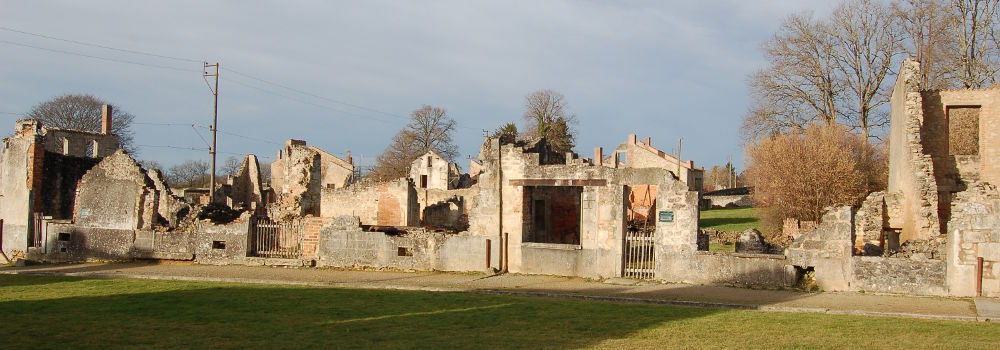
[829,0,903,140]
[221,156,241,177]
[369,105,458,180]
[745,1,905,141]
[26,94,137,154]
[946,0,1000,88]
[894,0,954,89]
[167,159,210,188]
[522,90,577,152]
[743,12,841,141]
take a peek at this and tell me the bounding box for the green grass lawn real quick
[0,275,996,349]
[700,207,760,232]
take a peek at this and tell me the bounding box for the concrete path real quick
[1,262,990,322]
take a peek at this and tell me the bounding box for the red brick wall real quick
[301,216,333,259]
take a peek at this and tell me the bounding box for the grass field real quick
[700,207,760,232]
[1,274,996,349]
[700,207,760,253]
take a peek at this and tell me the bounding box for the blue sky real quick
[0,0,836,171]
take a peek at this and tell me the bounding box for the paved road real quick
[1,262,989,321]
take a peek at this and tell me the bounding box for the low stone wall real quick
[852,256,947,295]
[786,207,855,291]
[27,223,197,262]
[194,220,250,265]
[689,252,793,287]
[316,217,488,272]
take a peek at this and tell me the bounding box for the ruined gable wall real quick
[74,151,154,230]
[230,154,264,211]
[887,59,940,242]
[315,148,353,189]
[409,152,450,190]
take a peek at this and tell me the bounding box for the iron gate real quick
[247,216,302,259]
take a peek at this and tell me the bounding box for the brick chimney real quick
[101,104,113,135]
[345,150,353,164]
[628,134,636,145]
[645,136,651,146]
[594,147,603,166]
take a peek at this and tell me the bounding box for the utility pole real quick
[203,62,220,202]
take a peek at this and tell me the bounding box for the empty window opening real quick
[212,240,227,249]
[90,140,99,157]
[62,137,70,155]
[947,106,980,155]
[397,247,412,256]
[420,175,428,188]
[426,156,433,167]
[84,140,96,158]
[58,232,71,241]
[523,186,582,245]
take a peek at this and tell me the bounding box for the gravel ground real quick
[1,262,982,321]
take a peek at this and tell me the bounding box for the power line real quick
[222,75,398,124]
[0,39,199,73]
[225,67,409,121]
[0,26,203,63]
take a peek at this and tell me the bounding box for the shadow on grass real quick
[0,274,736,349]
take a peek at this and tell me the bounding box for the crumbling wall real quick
[273,143,322,218]
[228,154,265,212]
[854,192,887,255]
[74,151,158,230]
[947,183,1000,297]
[316,216,489,272]
[887,59,940,242]
[416,186,478,229]
[787,207,855,291]
[0,134,36,257]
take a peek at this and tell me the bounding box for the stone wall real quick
[854,192,886,255]
[316,216,488,272]
[852,256,947,295]
[194,220,250,265]
[25,223,196,262]
[887,59,940,242]
[947,183,1000,297]
[321,178,418,226]
[74,151,157,230]
[787,206,855,291]
[692,252,794,287]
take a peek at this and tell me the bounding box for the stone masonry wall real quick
[947,182,1000,297]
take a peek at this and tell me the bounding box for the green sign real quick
[658,210,674,222]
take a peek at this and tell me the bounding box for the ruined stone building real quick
[270,139,354,217]
[788,59,1000,297]
[409,150,462,190]
[0,106,122,259]
[613,134,704,192]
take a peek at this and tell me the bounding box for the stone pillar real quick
[594,147,602,166]
[101,104,113,135]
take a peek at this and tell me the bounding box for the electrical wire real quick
[0,39,199,73]
[0,26,203,63]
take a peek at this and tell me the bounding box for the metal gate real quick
[623,185,656,279]
[247,216,302,259]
